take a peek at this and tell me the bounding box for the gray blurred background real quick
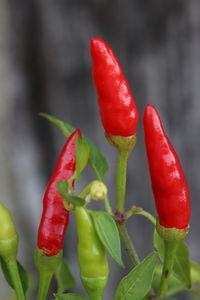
[0,0,200,299]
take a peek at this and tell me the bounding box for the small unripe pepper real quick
[90,37,139,138]
[143,104,190,231]
[37,129,82,256]
[0,204,25,300]
[75,206,109,300]
[0,204,18,262]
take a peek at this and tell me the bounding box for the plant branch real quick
[158,241,178,297]
[6,259,25,300]
[117,222,140,266]
[116,151,128,212]
[104,196,113,214]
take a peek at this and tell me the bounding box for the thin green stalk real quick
[36,271,53,300]
[137,211,156,226]
[116,151,128,212]
[91,296,102,300]
[117,223,140,266]
[104,196,113,214]
[78,182,93,198]
[6,259,25,300]
[115,149,140,266]
[158,241,178,297]
[126,207,156,226]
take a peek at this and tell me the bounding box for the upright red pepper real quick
[90,37,139,137]
[37,129,81,256]
[143,104,190,229]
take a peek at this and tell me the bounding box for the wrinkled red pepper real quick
[90,37,139,137]
[143,104,190,229]
[37,129,81,256]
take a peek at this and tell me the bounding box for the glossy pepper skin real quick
[37,129,81,256]
[0,204,18,261]
[90,37,139,137]
[75,206,108,299]
[143,104,190,229]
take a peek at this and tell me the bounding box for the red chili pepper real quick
[90,37,139,137]
[143,104,190,229]
[37,129,81,256]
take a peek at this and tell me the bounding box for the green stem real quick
[117,223,140,266]
[91,296,102,300]
[78,182,93,198]
[6,259,25,300]
[36,271,53,300]
[104,196,113,214]
[137,211,156,226]
[116,151,128,212]
[158,241,178,297]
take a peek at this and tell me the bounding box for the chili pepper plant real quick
[0,37,199,300]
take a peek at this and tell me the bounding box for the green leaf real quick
[58,180,85,206]
[156,297,177,300]
[55,259,76,293]
[92,211,124,267]
[54,293,89,299]
[0,258,29,294]
[191,261,200,283]
[153,230,191,288]
[173,242,191,288]
[40,113,108,181]
[152,264,187,296]
[58,180,69,198]
[64,195,85,206]
[114,252,158,300]
[75,137,90,180]
[153,230,165,261]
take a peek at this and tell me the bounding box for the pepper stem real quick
[78,182,93,198]
[117,223,140,266]
[104,196,113,214]
[36,270,53,300]
[115,149,140,266]
[116,150,128,212]
[91,296,102,300]
[158,241,178,297]
[6,259,25,300]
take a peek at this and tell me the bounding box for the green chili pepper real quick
[0,204,18,261]
[0,204,25,300]
[75,206,109,300]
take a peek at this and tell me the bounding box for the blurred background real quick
[0,0,200,299]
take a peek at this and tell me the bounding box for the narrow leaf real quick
[173,241,191,288]
[153,230,164,261]
[75,137,90,180]
[152,264,188,296]
[0,258,29,294]
[58,180,69,198]
[145,295,177,300]
[64,195,85,207]
[40,113,108,180]
[54,293,89,299]
[114,252,158,300]
[153,230,191,288]
[191,261,200,283]
[92,211,124,267]
[55,259,76,293]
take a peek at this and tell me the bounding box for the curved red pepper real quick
[143,104,190,229]
[90,37,139,137]
[37,129,82,256]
